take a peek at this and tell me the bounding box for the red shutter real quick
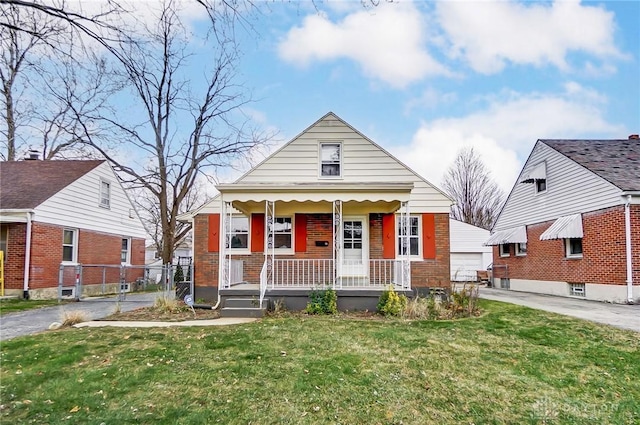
[382,214,395,259]
[208,214,220,252]
[422,213,436,259]
[251,214,265,252]
[295,214,307,253]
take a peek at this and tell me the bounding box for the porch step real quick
[221,297,268,318]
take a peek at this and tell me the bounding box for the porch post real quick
[401,201,411,289]
[224,201,233,288]
[333,200,343,289]
[219,199,229,289]
[265,200,275,288]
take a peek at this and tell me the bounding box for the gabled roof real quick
[541,139,640,191]
[0,160,104,209]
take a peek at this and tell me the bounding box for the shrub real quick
[403,294,440,320]
[61,310,89,327]
[377,286,407,317]
[305,289,338,315]
[154,294,181,314]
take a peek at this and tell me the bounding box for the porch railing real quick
[259,262,268,306]
[264,259,410,289]
[222,259,244,289]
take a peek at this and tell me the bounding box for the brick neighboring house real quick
[0,159,148,299]
[182,112,453,311]
[486,137,640,303]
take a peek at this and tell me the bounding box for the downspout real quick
[624,195,634,304]
[23,211,33,299]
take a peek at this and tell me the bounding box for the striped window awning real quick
[540,214,583,240]
[520,162,546,183]
[484,226,527,246]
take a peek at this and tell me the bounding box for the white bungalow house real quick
[183,112,453,315]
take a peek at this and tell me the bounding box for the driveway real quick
[479,287,640,333]
[0,292,157,341]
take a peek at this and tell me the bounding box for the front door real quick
[342,216,368,276]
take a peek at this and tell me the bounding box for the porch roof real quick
[216,182,414,202]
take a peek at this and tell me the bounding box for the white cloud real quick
[437,0,623,74]
[277,2,448,88]
[394,85,626,193]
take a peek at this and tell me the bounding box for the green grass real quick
[0,298,64,316]
[1,300,638,424]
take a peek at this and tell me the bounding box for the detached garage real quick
[449,219,492,281]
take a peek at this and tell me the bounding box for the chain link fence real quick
[57,263,194,303]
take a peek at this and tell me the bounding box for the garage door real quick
[450,253,483,281]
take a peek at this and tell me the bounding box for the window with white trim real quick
[227,216,249,250]
[319,142,342,177]
[396,215,420,257]
[515,242,527,256]
[499,243,510,257]
[565,238,583,258]
[535,179,546,193]
[121,238,131,264]
[100,179,111,208]
[62,229,78,262]
[274,217,293,250]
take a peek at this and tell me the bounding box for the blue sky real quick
[217,0,639,193]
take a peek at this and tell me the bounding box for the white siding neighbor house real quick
[485,137,640,303]
[0,159,148,299]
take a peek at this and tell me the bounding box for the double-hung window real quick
[320,142,342,177]
[565,238,583,258]
[227,216,249,250]
[121,238,131,264]
[396,215,420,257]
[274,217,293,250]
[62,229,78,263]
[100,179,111,208]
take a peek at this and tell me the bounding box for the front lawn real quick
[1,300,638,424]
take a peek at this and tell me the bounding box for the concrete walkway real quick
[479,287,640,333]
[75,317,256,328]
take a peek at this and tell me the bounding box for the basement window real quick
[569,283,585,297]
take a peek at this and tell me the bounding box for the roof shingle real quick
[541,139,640,192]
[0,160,104,209]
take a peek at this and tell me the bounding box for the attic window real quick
[519,162,546,193]
[320,142,341,177]
[100,179,111,208]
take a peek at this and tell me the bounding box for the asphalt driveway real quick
[479,287,640,333]
[0,292,157,341]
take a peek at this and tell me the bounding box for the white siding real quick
[449,219,492,279]
[494,142,623,230]
[34,162,148,239]
[235,114,451,212]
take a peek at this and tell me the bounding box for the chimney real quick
[629,134,639,140]
[25,150,40,160]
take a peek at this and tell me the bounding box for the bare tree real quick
[442,146,505,230]
[81,0,270,265]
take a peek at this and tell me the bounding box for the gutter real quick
[624,195,634,304]
[23,211,34,299]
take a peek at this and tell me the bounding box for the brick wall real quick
[193,212,451,289]
[411,213,450,288]
[4,221,145,291]
[492,205,640,285]
[2,223,27,291]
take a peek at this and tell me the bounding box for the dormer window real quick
[320,142,341,177]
